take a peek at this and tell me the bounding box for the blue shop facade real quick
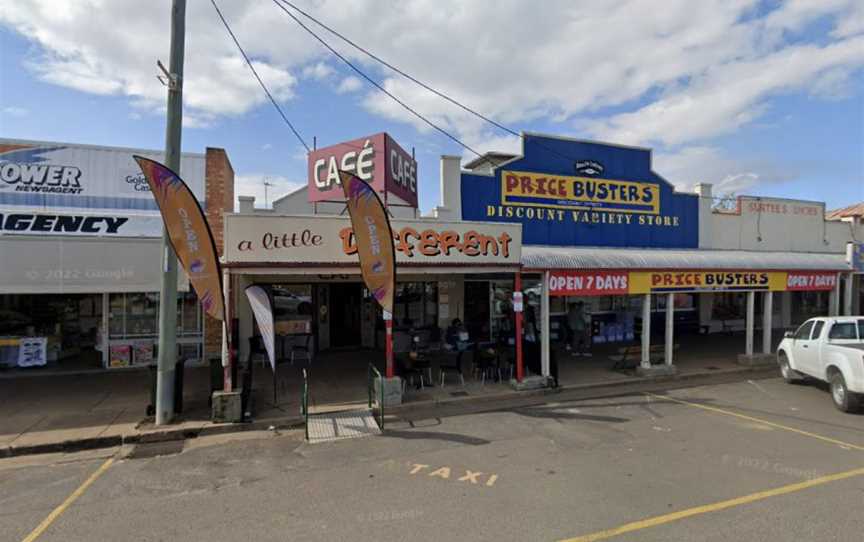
[452,132,852,376]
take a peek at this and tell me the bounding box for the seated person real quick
[445,318,468,351]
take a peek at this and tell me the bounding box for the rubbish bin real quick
[146,359,187,416]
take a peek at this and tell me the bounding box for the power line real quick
[210,0,310,153]
[275,0,521,140]
[269,0,482,158]
[271,0,615,171]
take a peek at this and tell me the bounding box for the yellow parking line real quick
[21,456,115,542]
[560,466,864,542]
[645,392,864,452]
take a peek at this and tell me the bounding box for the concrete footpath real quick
[0,362,780,458]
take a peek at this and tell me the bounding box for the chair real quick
[248,336,268,368]
[289,334,313,366]
[439,347,465,387]
[397,357,425,392]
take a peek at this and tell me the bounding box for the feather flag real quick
[133,156,224,321]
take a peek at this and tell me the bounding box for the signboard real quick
[548,270,629,296]
[786,272,838,291]
[512,291,523,312]
[307,133,418,207]
[0,139,205,237]
[629,271,787,293]
[0,236,189,294]
[0,210,163,237]
[461,134,698,248]
[224,215,521,266]
[17,337,47,367]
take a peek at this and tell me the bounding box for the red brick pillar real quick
[203,147,234,361]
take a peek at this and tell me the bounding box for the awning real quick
[521,246,850,271]
[0,235,189,294]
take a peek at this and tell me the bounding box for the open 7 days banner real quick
[548,270,839,296]
[339,170,396,314]
[133,156,225,321]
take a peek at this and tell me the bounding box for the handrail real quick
[301,368,309,440]
[367,363,384,431]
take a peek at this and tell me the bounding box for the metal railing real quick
[367,363,385,431]
[301,368,309,440]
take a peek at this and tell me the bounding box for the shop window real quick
[393,282,438,329]
[272,284,313,334]
[792,291,828,325]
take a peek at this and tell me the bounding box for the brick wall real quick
[203,147,234,359]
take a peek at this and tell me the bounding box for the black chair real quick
[396,357,425,391]
[289,334,313,366]
[439,347,465,387]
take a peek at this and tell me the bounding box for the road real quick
[2,377,863,542]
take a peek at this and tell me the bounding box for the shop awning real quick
[521,246,850,271]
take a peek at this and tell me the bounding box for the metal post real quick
[745,290,755,356]
[155,0,186,425]
[641,293,651,369]
[762,291,773,355]
[664,293,674,366]
[829,278,840,316]
[385,318,394,378]
[843,273,854,316]
[515,272,523,382]
[222,268,232,392]
[541,271,550,377]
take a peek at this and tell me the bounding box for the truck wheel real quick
[778,352,801,384]
[829,372,860,413]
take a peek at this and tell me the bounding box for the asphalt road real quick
[2,377,863,542]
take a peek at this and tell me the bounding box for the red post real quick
[385,318,394,378]
[515,272,524,382]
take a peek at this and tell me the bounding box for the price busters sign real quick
[549,270,838,296]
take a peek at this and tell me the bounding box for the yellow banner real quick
[629,271,787,294]
[340,170,396,314]
[501,170,660,214]
[134,156,225,321]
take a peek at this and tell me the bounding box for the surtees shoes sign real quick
[460,133,699,248]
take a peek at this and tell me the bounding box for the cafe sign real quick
[307,132,418,207]
[224,214,521,266]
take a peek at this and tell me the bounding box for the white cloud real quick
[336,76,362,94]
[302,62,335,80]
[653,145,801,196]
[261,143,273,150]
[1,0,862,184]
[1,106,29,117]
[235,173,305,209]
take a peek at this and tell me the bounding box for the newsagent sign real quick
[307,132,418,207]
[548,270,838,296]
[224,214,520,266]
[461,134,699,248]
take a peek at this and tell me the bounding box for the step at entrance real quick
[306,408,381,443]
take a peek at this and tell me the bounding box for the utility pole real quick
[155,0,186,425]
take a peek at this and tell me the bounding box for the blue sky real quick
[0,0,862,212]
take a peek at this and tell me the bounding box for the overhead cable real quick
[269,0,483,158]
[210,0,311,153]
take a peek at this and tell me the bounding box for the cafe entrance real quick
[329,283,363,348]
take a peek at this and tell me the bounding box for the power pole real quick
[263,178,273,208]
[155,0,186,425]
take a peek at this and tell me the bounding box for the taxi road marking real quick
[559,466,864,542]
[644,392,864,452]
[21,456,115,542]
[410,463,498,486]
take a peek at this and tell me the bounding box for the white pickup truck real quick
[777,317,864,413]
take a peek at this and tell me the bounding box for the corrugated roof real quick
[521,246,849,271]
[826,202,864,220]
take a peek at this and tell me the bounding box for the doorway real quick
[464,281,491,341]
[329,283,363,347]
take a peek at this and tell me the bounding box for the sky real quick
[0,0,862,213]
